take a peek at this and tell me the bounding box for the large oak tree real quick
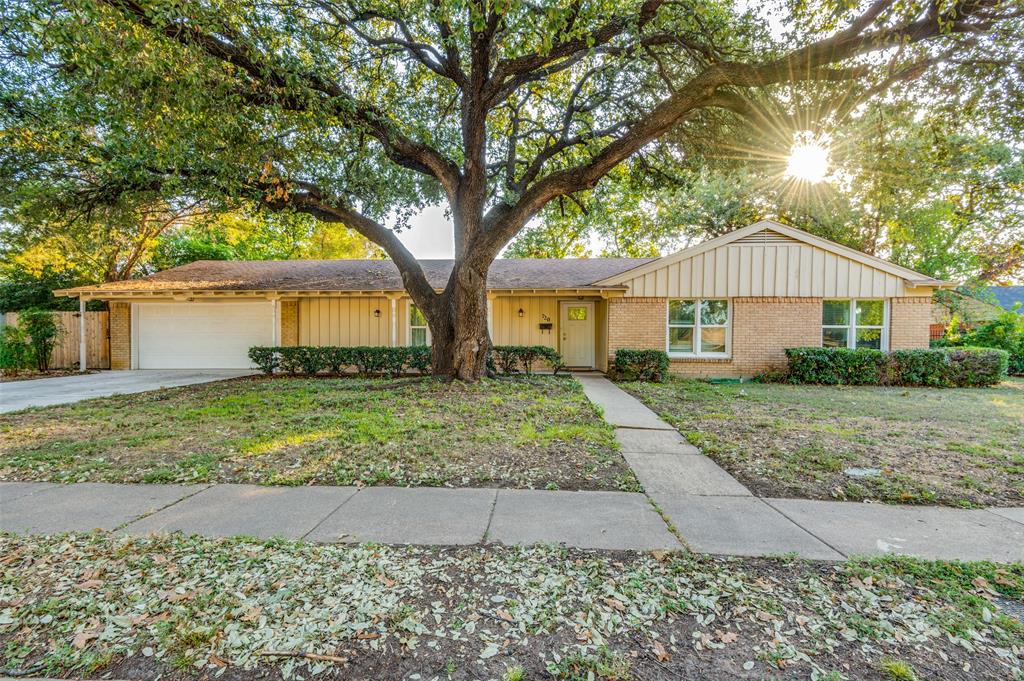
[1,0,1020,378]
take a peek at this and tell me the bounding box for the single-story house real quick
[57,220,949,377]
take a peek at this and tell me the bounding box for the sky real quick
[396,206,454,259]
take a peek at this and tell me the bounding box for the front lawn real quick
[623,378,1024,507]
[1,533,1021,680]
[0,376,636,492]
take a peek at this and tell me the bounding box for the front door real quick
[560,301,595,368]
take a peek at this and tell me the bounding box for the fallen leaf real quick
[356,632,379,640]
[377,574,396,588]
[495,608,515,622]
[604,597,626,612]
[650,550,670,562]
[77,579,104,590]
[241,607,263,622]
[652,639,671,662]
[208,653,229,668]
[72,629,100,649]
[716,630,738,644]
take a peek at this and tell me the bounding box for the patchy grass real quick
[0,533,1021,680]
[0,376,636,492]
[623,378,1024,507]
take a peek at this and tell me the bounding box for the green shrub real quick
[945,347,1008,387]
[0,325,33,376]
[784,346,1007,388]
[18,308,62,372]
[785,347,886,385]
[248,346,278,374]
[612,349,670,382]
[244,345,436,377]
[490,345,564,375]
[958,309,1024,376]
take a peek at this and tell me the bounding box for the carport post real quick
[79,297,87,372]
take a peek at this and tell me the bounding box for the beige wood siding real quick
[297,297,392,346]
[3,311,110,369]
[490,296,559,348]
[621,244,913,298]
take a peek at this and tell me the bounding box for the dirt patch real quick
[624,378,1024,507]
[0,375,638,492]
[0,369,99,382]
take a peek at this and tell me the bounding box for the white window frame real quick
[666,299,731,359]
[408,302,431,347]
[821,299,889,351]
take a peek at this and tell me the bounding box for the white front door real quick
[560,301,595,368]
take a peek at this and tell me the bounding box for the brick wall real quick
[607,298,666,355]
[280,300,298,346]
[890,297,932,350]
[109,302,131,370]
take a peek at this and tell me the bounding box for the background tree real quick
[2,0,1020,378]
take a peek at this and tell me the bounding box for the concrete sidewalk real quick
[0,370,253,413]
[576,375,1024,564]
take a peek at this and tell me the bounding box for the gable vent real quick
[734,229,800,245]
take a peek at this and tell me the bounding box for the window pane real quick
[823,300,850,326]
[410,304,427,327]
[855,328,882,349]
[568,306,587,321]
[856,300,885,327]
[668,300,695,325]
[669,327,693,353]
[410,328,428,347]
[700,300,729,326]
[822,327,849,348]
[700,327,727,353]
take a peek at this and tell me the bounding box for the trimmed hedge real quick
[248,344,563,377]
[612,349,670,382]
[488,345,564,375]
[783,346,1007,387]
[248,346,432,377]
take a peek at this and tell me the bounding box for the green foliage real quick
[957,309,1024,376]
[490,345,564,375]
[0,265,99,313]
[612,349,670,382]
[17,308,63,372]
[784,347,1007,387]
[247,346,433,377]
[0,325,33,375]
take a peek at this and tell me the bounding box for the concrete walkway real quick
[575,375,1024,563]
[0,370,254,413]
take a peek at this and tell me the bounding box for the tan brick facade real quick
[109,302,131,370]
[607,298,666,354]
[280,300,298,346]
[889,296,933,350]
[606,296,933,378]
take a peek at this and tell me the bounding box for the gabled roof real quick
[56,257,656,296]
[987,286,1024,313]
[594,220,951,288]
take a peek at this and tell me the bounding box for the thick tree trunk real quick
[429,261,491,381]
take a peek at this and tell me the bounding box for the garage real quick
[135,302,274,369]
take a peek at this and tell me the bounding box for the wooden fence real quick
[2,311,110,369]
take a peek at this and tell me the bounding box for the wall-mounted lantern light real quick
[373,308,381,318]
[517,308,525,318]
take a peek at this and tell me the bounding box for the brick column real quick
[889,297,933,349]
[280,300,298,346]
[109,302,131,370]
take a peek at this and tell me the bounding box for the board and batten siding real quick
[490,296,559,348]
[297,297,392,346]
[621,243,916,299]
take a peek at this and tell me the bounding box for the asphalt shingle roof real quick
[63,258,656,293]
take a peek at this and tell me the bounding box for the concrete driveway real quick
[0,370,254,413]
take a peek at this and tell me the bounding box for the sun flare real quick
[786,134,830,183]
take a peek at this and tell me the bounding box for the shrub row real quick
[782,347,1008,387]
[249,344,565,376]
[611,349,670,382]
[249,346,432,376]
[488,345,564,375]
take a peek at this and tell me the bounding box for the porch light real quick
[373,308,381,318]
[517,308,525,317]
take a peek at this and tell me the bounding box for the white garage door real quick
[136,302,274,369]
